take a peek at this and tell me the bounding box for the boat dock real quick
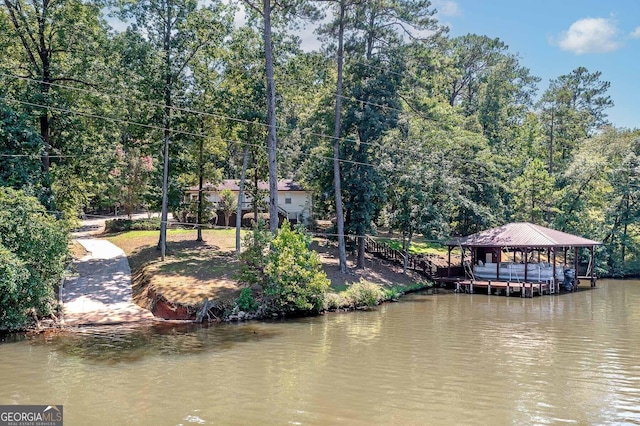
[450,276,596,297]
[455,279,553,297]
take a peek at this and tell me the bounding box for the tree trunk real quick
[402,232,412,274]
[236,143,250,255]
[158,0,173,261]
[333,0,347,274]
[253,168,259,223]
[196,137,204,242]
[546,109,554,223]
[263,0,279,234]
[548,108,554,175]
[357,235,366,269]
[622,192,630,267]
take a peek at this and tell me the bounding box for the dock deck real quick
[451,276,596,297]
[455,280,554,297]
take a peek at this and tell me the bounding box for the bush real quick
[235,288,259,312]
[343,279,385,308]
[238,220,272,286]
[0,188,69,330]
[323,292,344,310]
[239,220,330,314]
[104,218,161,233]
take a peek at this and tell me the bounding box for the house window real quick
[284,193,292,204]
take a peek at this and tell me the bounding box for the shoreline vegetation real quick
[105,221,434,323]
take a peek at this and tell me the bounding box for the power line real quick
[0,94,497,188]
[0,72,494,172]
[0,95,394,171]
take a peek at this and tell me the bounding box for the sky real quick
[109,1,639,129]
[293,0,639,129]
[431,0,640,130]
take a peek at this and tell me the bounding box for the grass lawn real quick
[106,227,435,314]
[375,236,449,256]
[107,228,246,306]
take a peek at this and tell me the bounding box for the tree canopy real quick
[1,0,638,277]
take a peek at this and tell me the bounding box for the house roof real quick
[447,222,601,248]
[187,179,307,192]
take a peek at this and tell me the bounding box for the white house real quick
[185,179,313,225]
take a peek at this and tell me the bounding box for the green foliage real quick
[109,146,155,218]
[0,102,43,191]
[342,279,385,308]
[104,218,161,233]
[218,188,237,227]
[235,288,259,312]
[238,220,272,286]
[239,221,330,313]
[512,158,556,224]
[173,199,216,225]
[0,188,69,330]
[0,246,33,330]
[323,292,344,310]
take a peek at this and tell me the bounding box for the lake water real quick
[1,279,639,425]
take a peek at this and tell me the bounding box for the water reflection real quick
[0,281,639,425]
[37,322,281,364]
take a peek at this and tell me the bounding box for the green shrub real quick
[323,292,344,310]
[238,220,272,286]
[0,188,69,330]
[343,279,385,308]
[235,288,259,312]
[382,287,403,300]
[239,220,330,314]
[105,218,161,233]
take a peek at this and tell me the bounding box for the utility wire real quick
[0,94,497,188]
[0,72,495,172]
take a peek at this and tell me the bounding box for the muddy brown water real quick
[1,279,639,425]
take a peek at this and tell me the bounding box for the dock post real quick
[488,280,491,295]
[456,282,461,293]
[506,282,510,297]
[539,282,542,296]
[470,280,474,294]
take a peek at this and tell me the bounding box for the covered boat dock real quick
[444,222,601,297]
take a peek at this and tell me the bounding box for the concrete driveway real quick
[62,215,158,326]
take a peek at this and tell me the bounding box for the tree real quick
[109,145,155,218]
[333,0,441,268]
[0,0,107,214]
[3,0,104,173]
[512,158,555,224]
[116,0,232,259]
[0,187,68,330]
[341,58,403,268]
[0,102,43,191]
[239,220,330,313]
[443,34,508,112]
[538,67,613,175]
[219,189,237,227]
[241,0,279,233]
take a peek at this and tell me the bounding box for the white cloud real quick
[555,17,620,54]
[432,1,461,17]
[631,27,640,39]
